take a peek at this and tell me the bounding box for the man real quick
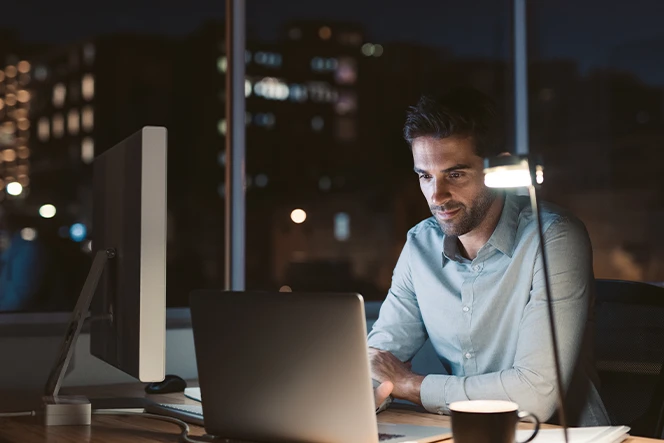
[367,88,609,426]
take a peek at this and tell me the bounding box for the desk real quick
[0,383,661,442]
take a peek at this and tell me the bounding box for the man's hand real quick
[368,348,425,405]
[374,380,393,409]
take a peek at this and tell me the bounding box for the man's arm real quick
[367,234,429,362]
[416,217,594,421]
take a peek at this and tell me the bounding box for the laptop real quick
[149,291,450,443]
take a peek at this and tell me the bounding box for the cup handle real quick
[516,410,540,443]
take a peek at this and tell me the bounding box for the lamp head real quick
[483,155,543,188]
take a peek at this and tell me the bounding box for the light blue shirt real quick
[367,192,609,426]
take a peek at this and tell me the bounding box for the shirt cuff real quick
[420,374,469,414]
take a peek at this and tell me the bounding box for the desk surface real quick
[0,382,660,442]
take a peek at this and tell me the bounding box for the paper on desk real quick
[515,426,630,443]
[184,387,202,402]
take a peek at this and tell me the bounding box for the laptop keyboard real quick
[379,432,407,441]
[150,404,406,441]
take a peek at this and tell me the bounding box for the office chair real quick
[594,279,664,438]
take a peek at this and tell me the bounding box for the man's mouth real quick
[435,207,461,220]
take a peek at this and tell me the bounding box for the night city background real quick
[1,0,663,310]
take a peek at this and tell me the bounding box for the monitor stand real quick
[42,249,115,426]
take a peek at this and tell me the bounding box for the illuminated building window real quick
[52,114,65,138]
[373,44,384,56]
[5,66,17,78]
[82,106,94,132]
[335,91,357,115]
[362,43,374,56]
[68,109,80,135]
[254,113,275,129]
[311,116,324,132]
[17,90,30,103]
[308,82,336,103]
[81,137,94,164]
[0,70,4,82]
[334,213,350,241]
[17,118,30,131]
[18,73,30,85]
[319,26,332,40]
[53,83,66,107]
[83,43,96,65]
[217,56,227,73]
[3,149,16,162]
[335,57,357,85]
[254,77,289,101]
[289,84,307,102]
[289,27,302,40]
[17,61,30,74]
[255,52,282,68]
[218,119,227,135]
[37,117,51,142]
[245,79,252,97]
[17,146,30,159]
[311,57,338,72]
[82,74,94,101]
[0,98,4,110]
[5,94,16,106]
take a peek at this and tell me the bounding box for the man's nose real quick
[431,180,451,206]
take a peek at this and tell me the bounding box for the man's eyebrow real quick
[413,164,472,174]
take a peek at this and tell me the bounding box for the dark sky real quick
[2,0,664,85]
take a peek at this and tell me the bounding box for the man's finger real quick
[374,380,394,408]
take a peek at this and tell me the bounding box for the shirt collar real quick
[441,192,520,264]
[486,192,519,258]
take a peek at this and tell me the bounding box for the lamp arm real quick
[528,183,568,442]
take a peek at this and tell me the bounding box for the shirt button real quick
[465,352,472,359]
[462,306,470,312]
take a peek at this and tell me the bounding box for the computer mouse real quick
[144,374,187,394]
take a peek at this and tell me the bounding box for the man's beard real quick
[430,188,498,237]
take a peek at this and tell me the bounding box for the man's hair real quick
[403,87,504,158]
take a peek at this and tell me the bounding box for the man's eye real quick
[419,174,431,180]
[449,172,464,179]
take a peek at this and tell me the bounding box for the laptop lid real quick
[189,290,379,443]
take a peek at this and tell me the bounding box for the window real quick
[82,74,94,101]
[82,106,94,132]
[52,114,65,138]
[68,109,80,135]
[53,83,66,107]
[81,137,94,164]
[38,117,50,141]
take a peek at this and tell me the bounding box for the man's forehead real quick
[411,136,481,166]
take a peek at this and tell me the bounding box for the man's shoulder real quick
[407,217,441,238]
[512,195,589,239]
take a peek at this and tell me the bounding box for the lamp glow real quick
[39,204,57,218]
[483,156,544,188]
[484,168,532,188]
[6,182,23,196]
[290,209,307,224]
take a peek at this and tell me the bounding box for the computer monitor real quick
[44,126,167,408]
[90,126,167,382]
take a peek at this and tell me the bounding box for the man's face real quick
[412,135,498,237]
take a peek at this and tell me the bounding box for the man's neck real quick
[458,193,505,260]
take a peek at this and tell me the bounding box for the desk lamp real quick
[483,155,568,443]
